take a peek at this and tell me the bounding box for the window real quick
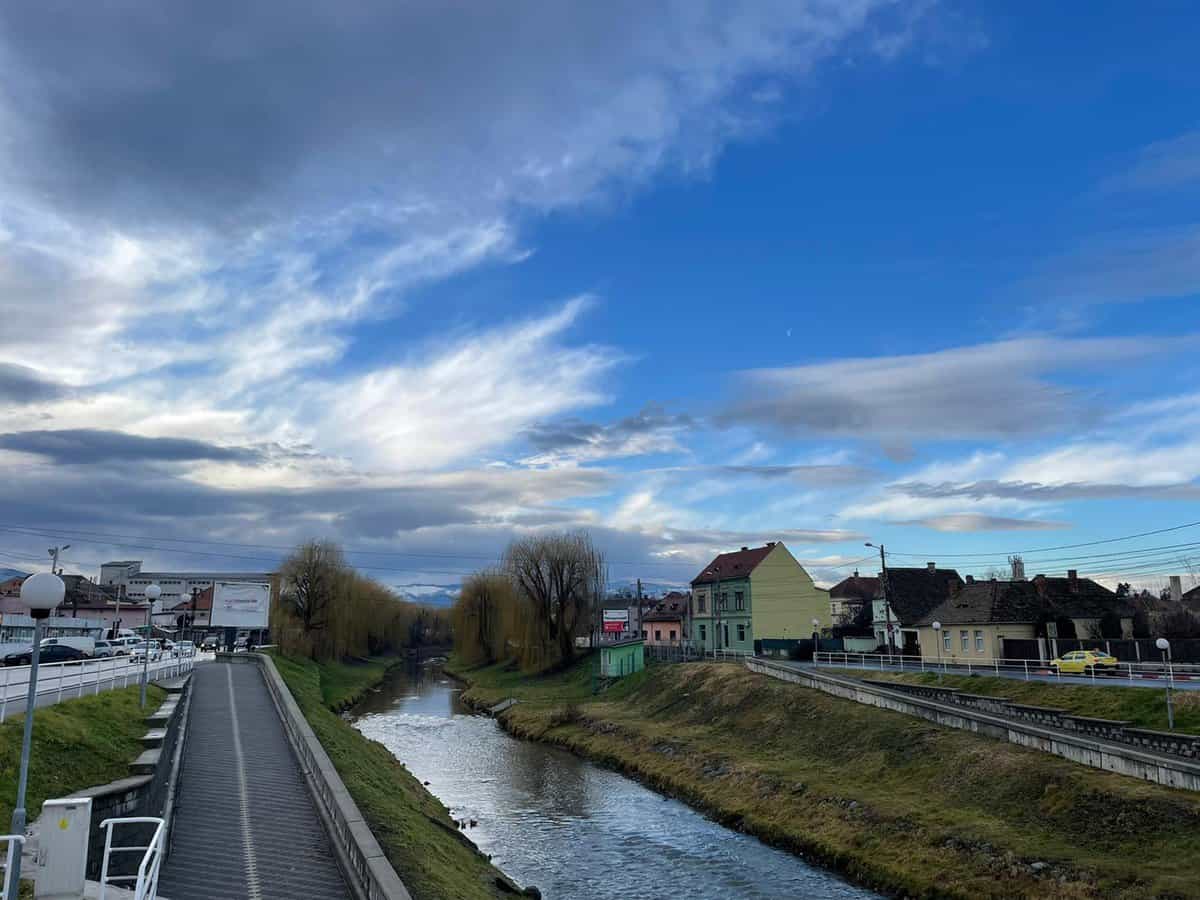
[736,623,746,642]
[734,591,744,610]
[669,629,677,641]
[699,624,707,642]
[720,592,728,609]
[723,623,730,646]
[942,630,951,651]
[960,629,969,651]
[697,593,706,613]
[974,630,984,653]
[641,629,646,638]
[654,629,661,641]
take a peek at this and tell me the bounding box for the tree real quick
[280,540,345,642]
[505,531,606,669]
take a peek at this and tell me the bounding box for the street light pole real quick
[140,584,161,709]
[932,621,943,683]
[7,572,65,900]
[811,617,821,665]
[1156,637,1174,730]
[712,566,722,658]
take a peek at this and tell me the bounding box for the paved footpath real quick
[159,662,351,900]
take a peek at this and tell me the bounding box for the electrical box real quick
[34,797,91,900]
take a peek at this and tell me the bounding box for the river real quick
[352,663,880,900]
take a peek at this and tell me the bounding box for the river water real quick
[352,664,879,900]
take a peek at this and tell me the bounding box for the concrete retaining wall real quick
[746,658,1200,792]
[232,652,412,900]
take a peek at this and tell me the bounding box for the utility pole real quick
[47,545,70,576]
[866,542,893,658]
[713,565,722,656]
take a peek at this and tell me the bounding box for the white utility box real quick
[35,797,91,899]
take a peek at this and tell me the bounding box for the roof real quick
[169,586,213,612]
[830,575,879,601]
[1182,584,1200,606]
[883,567,964,623]
[691,544,777,585]
[913,574,1133,627]
[642,593,689,623]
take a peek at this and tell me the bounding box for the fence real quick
[0,653,195,722]
[813,650,1196,685]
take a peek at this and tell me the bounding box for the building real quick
[912,571,1136,662]
[874,563,964,654]
[691,542,827,655]
[54,575,150,633]
[100,561,277,612]
[599,639,645,678]
[642,592,690,646]
[828,572,879,626]
[165,585,213,631]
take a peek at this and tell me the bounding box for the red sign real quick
[603,620,624,633]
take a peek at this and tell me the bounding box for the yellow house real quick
[691,542,827,655]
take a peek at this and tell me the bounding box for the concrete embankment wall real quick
[231,652,414,900]
[745,657,1200,792]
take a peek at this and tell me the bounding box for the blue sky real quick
[1,2,1198,596]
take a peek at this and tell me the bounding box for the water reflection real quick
[354,664,878,900]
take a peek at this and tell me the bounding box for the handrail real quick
[813,650,1186,684]
[98,817,166,900]
[0,834,25,898]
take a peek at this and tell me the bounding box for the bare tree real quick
[505,531,606,667]
[280,540,345,638]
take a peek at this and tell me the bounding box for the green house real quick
[600,639,645,677]
[691,542,828,655]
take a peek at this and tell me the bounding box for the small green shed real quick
[600,639,645,678]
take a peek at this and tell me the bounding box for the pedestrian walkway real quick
[159,662,351,900]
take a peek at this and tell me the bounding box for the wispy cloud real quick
[894,513,1069,533]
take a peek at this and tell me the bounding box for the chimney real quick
[926,562,936,573]
[766,541,776,548]
[1067,570,1078,593]
[1170,576,1183,603]
[741,546,749,551]
[965,575,975,584]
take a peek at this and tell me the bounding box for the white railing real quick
[98,817,165,900]
[813,650,1188,685]
[0,833,24,898]
[704,648,754,662]
[0,652,196,722]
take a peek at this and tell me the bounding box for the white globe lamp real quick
[21,572,64,620]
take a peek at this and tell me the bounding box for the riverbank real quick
[451,655,1200,899]
[0,684,166,828]
[270,653,520,900]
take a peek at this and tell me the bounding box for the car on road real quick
[1050,650,1120,675]
[177,640,196,656]
[4,644,88,666]
[200,635,221,652]
[40,636,96,657]
[92,640,117,658]
[130,641,163,662]
[108,637,140,656]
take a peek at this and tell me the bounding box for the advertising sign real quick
[602,608,629,634]
[210,581,271,629]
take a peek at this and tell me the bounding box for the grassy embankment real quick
[450,655,1200,900]
[826,668,1200,734]
[0,684,166,828]
[268,653,515,900]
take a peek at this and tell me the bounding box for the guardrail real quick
[98,817,165,900]
[0,653,195,722]
[813,650,1190,685]
[0,834,24,898]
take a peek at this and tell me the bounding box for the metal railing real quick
[98,817,165,900]
[0,652,195,722]
[813,650,1189,684]
[0,834,24,898]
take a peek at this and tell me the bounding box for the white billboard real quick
[210,581,271,628]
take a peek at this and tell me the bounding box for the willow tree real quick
[451,571,516,665]
[505,531,606,668]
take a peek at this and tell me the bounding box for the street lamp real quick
[865,542,893,658]
[1156,637,1174,730]
[140,584,161,709]
[7,572,65,899]
[811,617,820,665]
[932,621,943,682]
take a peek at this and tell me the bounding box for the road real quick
[799,658,1200,691]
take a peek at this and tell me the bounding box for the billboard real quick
[603,608,629,634]
[210,581,271,628]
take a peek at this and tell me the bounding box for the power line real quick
[883,519,1200,560]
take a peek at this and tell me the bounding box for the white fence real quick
[98,817,165,900]
[813,650,1191,685]
[0,653,195,721]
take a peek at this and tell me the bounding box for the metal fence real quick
[644,644,753,664]
[814,650,1196,685]
[0,652,195,722]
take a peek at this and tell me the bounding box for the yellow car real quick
[1050,650,1119,674]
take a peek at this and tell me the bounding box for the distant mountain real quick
[0,568,28,582]
[607,577,689,597]
[394,583,460,608]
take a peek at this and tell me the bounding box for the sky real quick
[1,1,1199,598]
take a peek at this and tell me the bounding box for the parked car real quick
[108,637,140,656]
[1050,650,1119,675]
[4,644,88,666]
[176,641,195,656]
[40,636,96,657]
[130,642,162,662]
[92,640,116,658]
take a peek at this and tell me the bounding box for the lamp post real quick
[140,584,161,709]
[1156,637,1174,730]
[932,621,943,682]
[7,572,65,900]
[710,566,722,658]
[865,542,893,659]
[811,617,821,665]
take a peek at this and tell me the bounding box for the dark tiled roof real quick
[830,575,880,601]
[884,567,964,623]
[691,545,775,585]
[1030,574,1133,618]
[1182,585,1200,607]
[643,594,689,623]
[914,575,1134,627]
